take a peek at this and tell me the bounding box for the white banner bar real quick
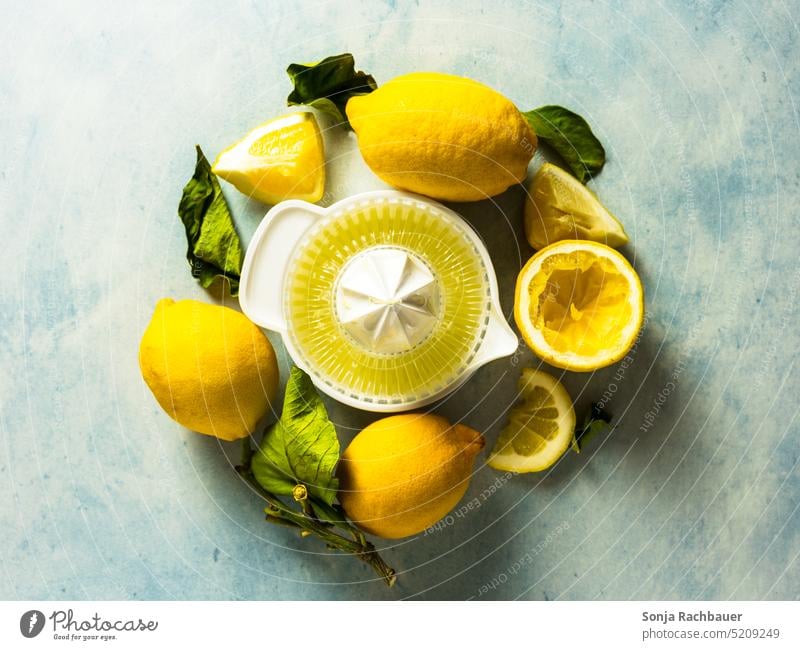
[1,601,797,649]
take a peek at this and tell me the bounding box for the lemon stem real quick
[265,512,300,528]
[240,437,254,467]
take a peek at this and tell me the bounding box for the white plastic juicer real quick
[239,190,517,412]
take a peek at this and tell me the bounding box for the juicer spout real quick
[469,308,519,369]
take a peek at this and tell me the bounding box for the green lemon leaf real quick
[252,367,340,506]
[178,145,243,295]
[571,402,613,453]
[287,53,377,128]
[523,106,606,183]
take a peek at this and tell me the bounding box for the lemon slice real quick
[515,240,644,371]
[524,162,628,250]
[488,368,576,472]
[212,112,325,205]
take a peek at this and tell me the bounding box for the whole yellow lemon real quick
[346,72,536,202]
[139,298,279,441]
[338,414,485,539]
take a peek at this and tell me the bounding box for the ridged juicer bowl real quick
[239,190,517,412]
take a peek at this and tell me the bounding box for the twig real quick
[235,464,396,587]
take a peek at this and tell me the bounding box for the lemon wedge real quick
[212,112,325,205]
[488,368,576,473]
[515,240,644,371]
[524,162,628,250]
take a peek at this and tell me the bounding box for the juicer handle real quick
[469,308,519,370]
[239,200,326,332]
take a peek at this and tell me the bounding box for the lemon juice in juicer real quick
[239,191,517,412]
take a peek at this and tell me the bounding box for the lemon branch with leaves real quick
[236,367,396,587]
[286,53,606,185]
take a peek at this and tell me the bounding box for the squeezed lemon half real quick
[213,111,325,205]
[515,240,644,371]
[488,368,576,473]
[525,163,628,250]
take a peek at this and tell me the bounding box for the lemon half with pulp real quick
[515,240,644,371]
[525,162,628,250]
[213,112,325,205]
[488,368,576,473]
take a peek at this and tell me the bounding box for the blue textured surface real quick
[2,0,799,600]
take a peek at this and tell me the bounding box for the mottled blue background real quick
[2,0,799,600]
